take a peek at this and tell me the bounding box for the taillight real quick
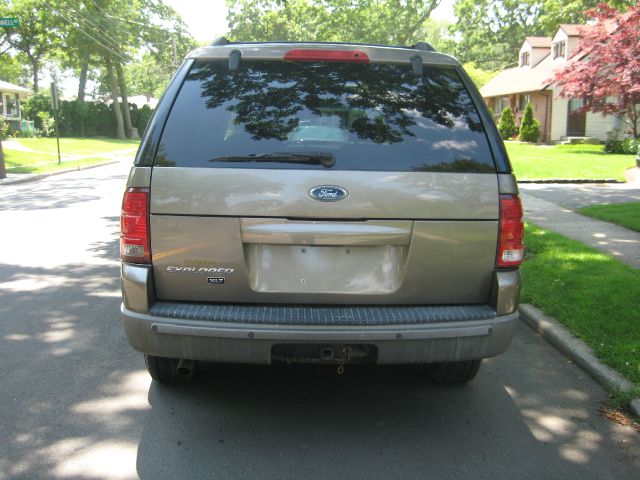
[284,49,370,63]
[497,194,524,267]
[120,188,150,264]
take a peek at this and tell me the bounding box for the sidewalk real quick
[521,192,640,269]
[520,187,640,416]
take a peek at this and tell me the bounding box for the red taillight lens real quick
[120,188,150,264]
[497,194,524,267]
[284,49,370,63]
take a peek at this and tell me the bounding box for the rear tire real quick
[144,354,194,383]
[426,360,481,384]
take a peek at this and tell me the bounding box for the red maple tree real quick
[553,3,640,139]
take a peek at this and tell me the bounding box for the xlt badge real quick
[207,277,225,285]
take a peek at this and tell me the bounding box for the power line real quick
[90,0,177,34]
[42,0,128,62]
[64,6,123,51]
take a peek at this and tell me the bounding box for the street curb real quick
[518,179,623,184]
[519,304,639,417]
[0,160,119,186]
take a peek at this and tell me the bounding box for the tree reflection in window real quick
[157,58,495,172]
[186,60,483,144]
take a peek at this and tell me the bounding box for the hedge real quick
[22,94,154,138]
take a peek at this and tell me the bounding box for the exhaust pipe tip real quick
[176,358,196,377]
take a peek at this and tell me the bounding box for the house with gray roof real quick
[480,25,620,143]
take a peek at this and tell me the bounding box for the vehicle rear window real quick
[155,59,496,172]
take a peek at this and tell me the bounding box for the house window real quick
[518,94,531,112]
[494,96,510,115]
[568,98,585,113]
[520,51,530,67]
[553,40,566,59]
[4,94,18,117]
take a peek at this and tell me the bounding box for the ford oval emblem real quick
[309,185,349,202]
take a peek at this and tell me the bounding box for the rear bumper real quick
[121,303,518,365]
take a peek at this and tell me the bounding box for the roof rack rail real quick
[208,39,438,52]
[412,42,436,52]
[211,36,231,46]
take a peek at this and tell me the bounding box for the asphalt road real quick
[0,162,638,479]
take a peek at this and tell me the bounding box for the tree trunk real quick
[0,139,6,179]
[116,61,138,139]
[105,56,126,140]
[77,60,89,102]
[32,62,39,93]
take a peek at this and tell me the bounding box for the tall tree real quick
[0,53,26,84]
[116,61,137,138]
[105,56,126,139]
[51,0,194,136]
[450,0,635,70]
[553,3,640,138]
[0,0,61,92]
[126,53,171,99]
[451,0,545,70]
[227,0,442,45]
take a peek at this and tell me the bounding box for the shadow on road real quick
[1,255,638,479]
[133,342,639,480]
[0,170,128,211]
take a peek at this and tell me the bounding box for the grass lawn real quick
[2,137,139,174]
[9,137,139,155]
[578,202,640,232]
[5,154,110,173]
[521,222,640,400]
[505,142,636,181]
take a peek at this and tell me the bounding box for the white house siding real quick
[585,112,616,140]
[530,47,548,67]
[551,30,569,66]
[518,45,549,69]
[550,95,569,142]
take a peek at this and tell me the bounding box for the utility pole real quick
[50,82,61,165]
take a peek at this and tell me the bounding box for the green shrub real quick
[24,97,154,139]
[519,101,541,142]
[497,106,518,139]
[36,112,55,137]
[22,92,53,130]
[17,128,36,138]
[0,117,9,139]
[136,105,153,135]
[604,137,639,154]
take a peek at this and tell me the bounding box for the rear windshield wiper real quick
[209,152,335,168]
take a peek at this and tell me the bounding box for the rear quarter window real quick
[155,59,496,173]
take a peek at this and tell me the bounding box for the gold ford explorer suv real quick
[120,39,524,384]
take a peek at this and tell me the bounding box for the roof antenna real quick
[229,49,242,71]
[412,42,436,52]
[211,36,230,46]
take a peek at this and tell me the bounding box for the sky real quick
[163,0,456,44]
